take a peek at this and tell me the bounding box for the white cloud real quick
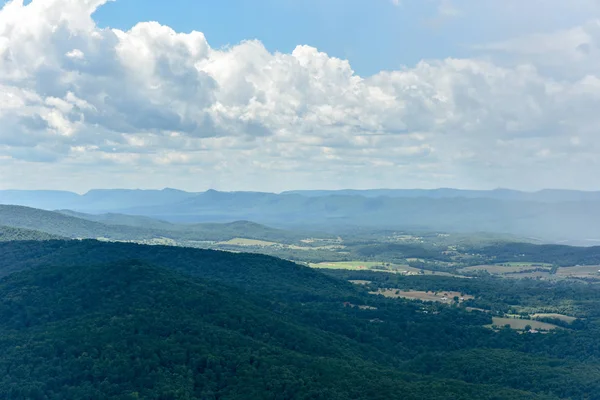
[476,19,600,79]
[0,0,599,192]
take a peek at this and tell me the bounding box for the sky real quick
[1,0,600,192]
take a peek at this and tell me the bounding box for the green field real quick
[486,317,561,331]
[309,261,393,270]
[371,289,474,303]
[348,280,372,285]
[460,264,552,275]
[218,238,281,246]
[555,265,600,279]
[309,261,459,277]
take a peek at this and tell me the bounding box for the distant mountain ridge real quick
[3,188,600,242]
[4,187,600,212]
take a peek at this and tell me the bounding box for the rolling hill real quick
[0,240,354,300]
[0,225,64,241]
[0,239,599,398]
[0,205,157,240]
[0,258,552,399]
[0,205,321,244]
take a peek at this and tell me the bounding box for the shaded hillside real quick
[58,210,178,230]
[0,240,354,301]
[1,206,320,244]
[476,242,600,266]
[57,210,324,243]
[2,240,600,398]
[0,260,547,400]
[0,205,156,240]
[0,225,64,241]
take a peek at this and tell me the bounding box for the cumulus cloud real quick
[0,0,599,191]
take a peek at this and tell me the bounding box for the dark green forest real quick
[0,240,599,398]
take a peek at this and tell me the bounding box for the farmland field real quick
[370,289,474,303]
[459,264,552,275]
[217,238,343,251]
[309,261,458,276]
[309,261,403,271]
[555,265,600,279]
[218,238,281,247]
[486,317,561,331]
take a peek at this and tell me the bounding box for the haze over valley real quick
[2,0,600,398]
[3,187,600,245]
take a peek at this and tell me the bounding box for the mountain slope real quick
[0,260,551,400]
[0,205,157,240]
[0,225,64,241]
[2,205,316,244]
[56,210,322,243]
[0,240,354,300]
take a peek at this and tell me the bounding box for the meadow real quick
[370,289,474,303]
[487,317,561,331]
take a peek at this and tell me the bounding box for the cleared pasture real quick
[555,265,600,279]
[309,261,404,271]
[217,238,344,251]
[459,264,551,275]
[486,317,561,331]
[370,289,474,303]
[218,238,280,247]
[310,261,458,277]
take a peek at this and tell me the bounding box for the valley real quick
[2,198,600,398]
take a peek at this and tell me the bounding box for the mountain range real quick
[2,188,600,243]
[0,205,316,243]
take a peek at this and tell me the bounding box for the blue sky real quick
[92,0,424,76]
[0,0,599,191]
[91,0,597,76]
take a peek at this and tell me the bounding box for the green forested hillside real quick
[0,240,354,300]
[58,210,323,243]
[0,260,547,400]
[1,240,600,399]
[0,205,320,244]
[0,205,156,240]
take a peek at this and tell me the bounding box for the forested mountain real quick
[56,210,321,243]
[0,205,317,244]
[0,240,352,300]
[0,225,64,241]
[0,259,549,400]
[3,188,600,243]
[1,240,600,398]
[0,205,157,240]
